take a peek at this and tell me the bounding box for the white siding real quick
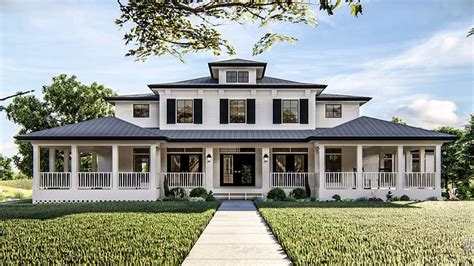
[316,101,360,128]
[114,101,159,128]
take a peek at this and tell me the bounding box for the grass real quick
[0,179,33,190]
[0,179,33,201]
[0,185,32,199]
[256,201,474,265]
[0,201,219,264]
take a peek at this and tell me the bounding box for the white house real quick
[17,59,455,203]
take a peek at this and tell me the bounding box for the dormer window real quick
[226,71,249,83]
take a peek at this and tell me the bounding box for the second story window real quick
[229,99,246,123]
[226,71,249,83]
[177,99,193,123]
[282,100,299,123]
[326,104,342,118]
[133,104,150,118]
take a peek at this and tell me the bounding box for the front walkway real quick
[182,201,291,265]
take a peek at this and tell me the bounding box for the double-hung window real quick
[229,99,246,123]
[226,71,249,83]
[177,99,193,123]
[325,104,342,118]
[282,100,299,123]
[133,104,150,118]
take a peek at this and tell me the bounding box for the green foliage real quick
[0,192,5,201]
[0,179,32,190]
[267,188,286,201]
[169,187,186,200]
[0,201,218,264]
[189,187,208,198]
[14,189,24,199]
[206,191,216,202]
[291,188,307,200]
[400,195,410,201]
[355,197,368,202]
[426,196,438,201]
[256,201,474,264]
[332,194,341,201]
[116,0,362,61]
[386,191,393,201]
[368,197,383,202]
[188,197,206,202]
[5,74,116,177]
[0,154,15,180]
[391,116,407,125]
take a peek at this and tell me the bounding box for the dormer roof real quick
[208,58,267,79]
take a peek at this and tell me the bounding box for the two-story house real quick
[18,59,455,203]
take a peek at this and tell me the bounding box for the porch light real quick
[263,154,269,162]
[207,154,212,162]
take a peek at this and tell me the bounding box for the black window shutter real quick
[220,99,228,124]
[300,99,309,124]
[194,99,202,124]
[247,99,255,124]
[273,99,281,124]
[167,99,176,124]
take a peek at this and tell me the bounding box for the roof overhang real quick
[148,84,327,89]
[208,62,267,79]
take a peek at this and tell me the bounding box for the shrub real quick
[292,188,307,200]
[267,188,286,201]
[400,195,410,201]
[391,196,400,201]
[386,191,393,201]
[332,194,341,201]
[189,187,208,198]
[0,192,5,201]
[456,186,472,200]
[205,191,216,202]
[188,197,205,202]
[163,176,170,197]
[169,187,186,200]
[304,178,311,198]
[368,197,383,202]
[14,190,25,199]
[355,197,368,202]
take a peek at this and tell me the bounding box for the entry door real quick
[220,154,255,186]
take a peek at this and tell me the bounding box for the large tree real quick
[115,0,363,61]
[5,74,116,177]
[0,154,15,181]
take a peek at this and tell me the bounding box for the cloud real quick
[0,142,17,157]
[395,99,464,129]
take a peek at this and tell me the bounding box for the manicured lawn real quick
[0,185,32,199]
[0,179,33,190]
[0,201,219,264]
[256,201,473,265]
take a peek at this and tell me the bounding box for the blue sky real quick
[0,0,473,157]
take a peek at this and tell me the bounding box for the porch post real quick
[71,145,78,191]
[112,145,119,190]
[397,145,404,189]
[435,144,441,191]
[318,145,325,189]
[205,147,213,191]
[314,144,320,192]
[48,147,56,172]
[357,145,363,189]
[156,145,161,191]
[63,149,70,172]
[419,147,425,172]
[149,144,157,200]
[32,144,40,202]
[262,147,270,195]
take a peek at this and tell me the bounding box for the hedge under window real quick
[133,104,150,118]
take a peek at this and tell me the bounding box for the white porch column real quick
[318,145,325,188]
[435,145,442,190]
[156,145,161,190]
[71,145,78,190]
[262,147,270,194]
[419,147,425,172]
[63,149,70,172]
[357,145,363,189]
[48,147,56,172]
[112,145,119,190]
[205,147,213,191]
[149,144,157,200]
[32,144,40,202]
[405,150,411,172]
[314,144,320,191]
[397,145,404,189]
[91,152,97,172]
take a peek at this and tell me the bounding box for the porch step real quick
[213,192,264,200]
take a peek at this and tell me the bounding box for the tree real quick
[391,116,407,125]
[5,74,116,177]
[0,154,15,180]
[115,0,363,62]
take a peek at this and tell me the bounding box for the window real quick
[275,155,287,172]
[382,154,393,172]
[412,153,420,172]
[325,148,342,172]
[226,71,249,83]
[282,100,299,123]
[229,99,246,123]
[273,154,308,172]
[133,148,149,172]
[133,104,150,118]
[326,104,342,118]
[168,154,202,172]
[177,99,193,123]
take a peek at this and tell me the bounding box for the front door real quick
[220,154,255,186]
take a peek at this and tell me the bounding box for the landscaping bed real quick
[0,201,219,264]
[256,201,473,264]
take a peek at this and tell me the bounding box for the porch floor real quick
[182,201,291,265]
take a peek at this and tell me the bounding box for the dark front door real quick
[220,154,255,186]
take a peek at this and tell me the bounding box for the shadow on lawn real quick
[0,201,220,220]
[255,201,421,209]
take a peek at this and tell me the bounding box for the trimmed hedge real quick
[291,188,307,200]
[0,201,219,264]
[267,188,286,201]
[189,187,208,198]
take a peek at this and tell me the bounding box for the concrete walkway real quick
[182,201,291,265]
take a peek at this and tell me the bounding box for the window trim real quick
[176,99,194,124]
[133,104,150,118]
[228,99,247,124]
[325,104,342,118]
[281,99,299,124]
[238,71,249,83]
[226,71,250,83]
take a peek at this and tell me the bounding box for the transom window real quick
[326,104,342,118]
[177,99,193,123]
[226,71,249,83]
[282,100,299,123]
[229,99,246,123]
[133,104,150,118]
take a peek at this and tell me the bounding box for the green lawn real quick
[0,201,219,264]
[256,201,474,265]
[0,179,33,190]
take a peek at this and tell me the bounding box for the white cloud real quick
[0,142,17,157]
[395,99,464,129]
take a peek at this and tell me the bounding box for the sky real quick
[0,0,473,157]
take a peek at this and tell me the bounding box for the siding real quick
[114,101,160,128]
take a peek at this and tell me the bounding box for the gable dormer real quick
[208,59,267,85]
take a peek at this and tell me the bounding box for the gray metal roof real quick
[16,116,455,141]
[105,93,159,101]
[317,93,372,102]
[208,58,266,65]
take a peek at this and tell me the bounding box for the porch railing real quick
[118,172,150,189]
[363,172,397,189]
[78,172,112,189]
[270,172,312,188]
[325,172,357,189]
[404,172,435,189]
[39,172,70,189]
[164,172,205,188]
